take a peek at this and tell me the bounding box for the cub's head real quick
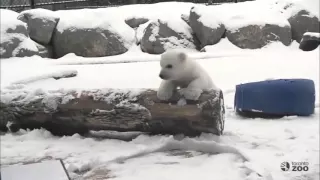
[159,50,188,81]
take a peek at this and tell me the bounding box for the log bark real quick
[0,88,225,136]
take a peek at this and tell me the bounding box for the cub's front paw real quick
[157,90,173,101]
[179,88,202,100]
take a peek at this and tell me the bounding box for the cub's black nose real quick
[159,74,164,79]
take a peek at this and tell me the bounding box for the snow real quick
[18,8,59,21]
[266,0,320,19]
[117,2,195,22]
[12,37,39,56]
[0,9,39,57]
[0,9,22,34]
[1,38,319,180]
[1,160,69,180]
[136,21,150,43]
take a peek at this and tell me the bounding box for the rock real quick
[0,9,39,59]
[18,8,60,45]
[299,32,320,51]
[52,12,135,58]
[34,41,53,58]
[288,10,320,42]
[53,28,131,58]
[189,6,225,48]
[1,37,39,58]
[140,19,198,54]
[125,17,149,28]
[226,24,292,49]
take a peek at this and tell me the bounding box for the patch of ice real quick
[304,32,320,38]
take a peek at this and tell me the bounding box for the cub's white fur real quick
[157,49,217,100]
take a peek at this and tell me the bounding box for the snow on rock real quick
[287,9,319,42]
[119,2,199,53]
[140,19,199,54]
[200,38,245,53]
[299,32,320,51]
[189,1,292,49]
[0,9,39,59]
[17,8,60,45]
[226,24,292,49]
[189,6,225,48]
[303,32,320,38]
[264,0,320,42]
[52,9,135,58]
[135,21,151,45]
[0,9,26,35]
[120,2,195,26]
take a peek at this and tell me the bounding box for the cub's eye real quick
[166,64,172,69]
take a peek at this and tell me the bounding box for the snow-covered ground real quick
[1,38,319,180]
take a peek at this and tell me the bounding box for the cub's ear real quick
[178,52,187,62]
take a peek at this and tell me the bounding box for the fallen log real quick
[0,88,225,136]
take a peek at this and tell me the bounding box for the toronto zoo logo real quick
[281,161,309,172]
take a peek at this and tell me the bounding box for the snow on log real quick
[0,88,225,136]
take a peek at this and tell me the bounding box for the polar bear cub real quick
[157,49,217,101]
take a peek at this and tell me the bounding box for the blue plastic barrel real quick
[234,79,315,117]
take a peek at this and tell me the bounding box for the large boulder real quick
[299,32,320,51]
[188,6,225,48]
[226,24,292,49]
[140,19,198,54]
[18,8,60,45]
[288,10,319,42]
[0,9,39,59]
[53,11,135,58]
[269,0,320,42]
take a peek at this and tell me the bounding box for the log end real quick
[137,89,225,136]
